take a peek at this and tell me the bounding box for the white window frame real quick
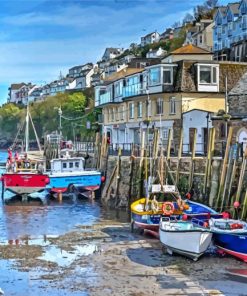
[156,98,163,115]
[137,102,142,118]
[198,64,218,85]
[148,67,161,86]
[163,66,173,85]
[169,97,176,115]
[129,103,135,119]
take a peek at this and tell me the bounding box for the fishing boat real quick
[1,103,49,201]
[131,184,189,232]
[159,218,212,261]
[185,200,223,220]
[47,153,102,197]
[209,218,247,262]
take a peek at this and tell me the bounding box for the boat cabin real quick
[50,157,85,174]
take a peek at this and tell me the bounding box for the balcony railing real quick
[99,92,112,105]
[123,83,143,98]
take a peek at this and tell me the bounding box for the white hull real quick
[5,186,44,195]
[159,221,212,261]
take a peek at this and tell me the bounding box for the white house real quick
[102,48,124,62]
[66,68,95,91]
[141,32,160,47]
[146,47,167,58]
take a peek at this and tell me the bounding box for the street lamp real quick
[54,106,62,139]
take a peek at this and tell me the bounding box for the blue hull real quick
[132,200,221,231]
[47,173,101,193]
[213,232,247,261]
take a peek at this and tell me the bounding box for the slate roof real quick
[10,83,26,90]
[171,44,211,55]
[229,71,247,95]
[174,60,247,93]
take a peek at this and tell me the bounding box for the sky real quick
[0,0,229,103]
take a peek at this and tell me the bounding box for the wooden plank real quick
[215,126,233,209]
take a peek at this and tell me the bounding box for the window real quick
[222,26,226,34]
[69,162,73,168]
[137,102,142,118]
[75,162,79,168]
[220,123,226,138]
[163,128,169,139]
[156,99,163,115]
[129,103,134,119]
[120,105,124,120]
[149,67,161,85]
[199,65,217,84]
[242,15,247,29]
[163,67,172,84]
[199,35,203,44]
[112,108,115,121]
[169,97,176,114]
[63,163,67,169]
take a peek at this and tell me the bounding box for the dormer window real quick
[199,65,217,84]
[197,64,219,92]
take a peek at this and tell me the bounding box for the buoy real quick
[101,176,106,183]
[182,214,188,221]
[233,201,240,209]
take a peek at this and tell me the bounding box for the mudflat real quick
[0,220,247,296]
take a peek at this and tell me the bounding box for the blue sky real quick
[0,0,229,103]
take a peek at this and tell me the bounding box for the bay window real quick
[149,67,161,85]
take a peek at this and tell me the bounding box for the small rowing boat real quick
[159,218,212,261]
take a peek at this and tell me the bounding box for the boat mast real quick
[25,102,29,153]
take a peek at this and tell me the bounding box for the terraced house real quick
[214,1,247,61]
[95,45,247,154]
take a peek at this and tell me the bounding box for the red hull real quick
[2,173,49,195]
[217,246,247,263]
[134,221,159,232]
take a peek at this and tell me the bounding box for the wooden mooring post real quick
[175,129,183,184]
[203,128,215,194]
[188,128,197,189]
[215,126,233,210]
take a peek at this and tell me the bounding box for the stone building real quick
[213,69,247,153]
[95,45,247,154]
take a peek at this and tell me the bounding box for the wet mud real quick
[0,197,246,295]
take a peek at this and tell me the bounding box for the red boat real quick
[1,172,50,196]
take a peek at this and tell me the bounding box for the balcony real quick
[99,92,112,105]
[123,83,143,98]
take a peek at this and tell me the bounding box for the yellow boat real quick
[131,190,189,232]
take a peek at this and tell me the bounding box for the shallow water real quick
[0,151,130,295]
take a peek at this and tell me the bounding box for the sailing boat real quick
[1,101,50,201]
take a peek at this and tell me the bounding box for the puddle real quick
[38,244,99,267]
[0,235,57,246]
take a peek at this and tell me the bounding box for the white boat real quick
[159,218,212,261]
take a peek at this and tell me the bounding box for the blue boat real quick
[184,200,223,220]
[210,218,247,262]
[46,156,102,196]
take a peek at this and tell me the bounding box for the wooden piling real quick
[235,147,247,203]
[215,126,233,210]
[241,188,247,220]
[175,129,183,184]
[188,128,197,189]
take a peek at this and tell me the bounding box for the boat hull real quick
[213,232,247,262]
[47,172,101,193]
[1,173,49,196]
[159,223,212,261]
